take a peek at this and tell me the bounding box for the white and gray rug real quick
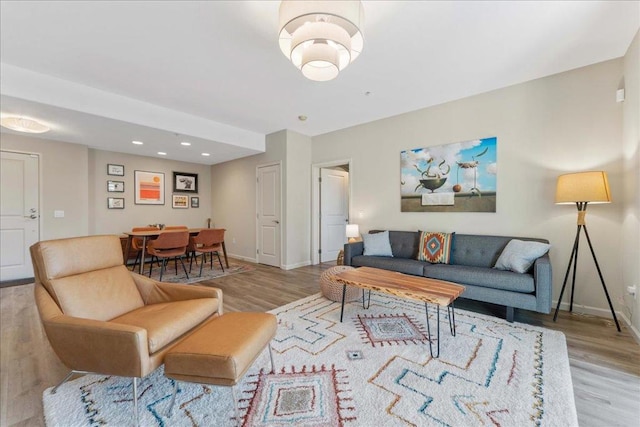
[43,293,578,426]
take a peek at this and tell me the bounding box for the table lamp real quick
[346,224,360,243]
[553,171,620,331]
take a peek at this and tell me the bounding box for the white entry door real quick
[1,151,40,281]
[320,168,349,262]
[257,164,281,267]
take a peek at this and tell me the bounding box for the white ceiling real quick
[1,1,638,165]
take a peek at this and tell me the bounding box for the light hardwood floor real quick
[1,260,639,427]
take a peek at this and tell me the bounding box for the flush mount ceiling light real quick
[279,0,364,82]
[0,116,50,133]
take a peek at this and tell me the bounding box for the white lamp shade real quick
[279,0,364,81]
[346,224,360,238]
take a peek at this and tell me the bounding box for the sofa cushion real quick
[49,265,145,321]
[451,234,549,268]
[387,231,420,259]
[494,239,551,273]
[424,264,535,293]
[417,231,454,264]
[351,255,425,276]
[111,298,219,353]
[363,230,393,257]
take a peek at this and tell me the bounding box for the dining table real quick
[122,228,229,275]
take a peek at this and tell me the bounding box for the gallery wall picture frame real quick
[173,171,198,193]
[190,196,199,208]
[172,194,189,209]
[107,197,125,209]
[107,180,125,192]
[134,170,165,205]
[107,164,125,176]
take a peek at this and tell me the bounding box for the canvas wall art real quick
[401,137,497,212]
[134,170,165,205]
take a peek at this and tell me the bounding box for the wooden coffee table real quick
[335,267,465,358]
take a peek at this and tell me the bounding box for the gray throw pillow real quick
[494,239,550,273]
[363,230,393,257]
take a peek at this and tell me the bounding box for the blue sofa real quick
[343,231,552,322]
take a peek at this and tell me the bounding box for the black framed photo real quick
[107,164,125,176]
[173,171,198,193]
[107,197,125,209]
[107,180,124,192]
[191,196,199,208]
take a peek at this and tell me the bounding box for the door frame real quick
[311,158,353,265]
[0,149,42,281]
[255,161,283,268]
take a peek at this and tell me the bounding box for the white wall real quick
[312,59,626,319]
[211,132,287,262]
[0,133,89,240]
[210,130,312,268]
[285,131,312,268]
[88,149,212,234]
[622,30,640,337]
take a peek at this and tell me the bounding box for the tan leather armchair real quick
[30,234,223,424]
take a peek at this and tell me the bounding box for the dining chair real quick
[130,226,159,273]
[163,225,198,266]
[189,228,225,277]
[146,231,190,281]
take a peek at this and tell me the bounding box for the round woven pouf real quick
[320,265,361,302]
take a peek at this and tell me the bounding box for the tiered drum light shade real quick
[278,0,364,82]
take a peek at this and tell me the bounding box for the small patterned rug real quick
[43,293,578,426]
[142,260,255,284]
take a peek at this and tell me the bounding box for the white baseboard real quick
[226,254,257,263]
[282,260,311,270]
[225,255,311,271]
[553,300,640,343]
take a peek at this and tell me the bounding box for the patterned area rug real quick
[142,261,255,284]
[43,293,578,426]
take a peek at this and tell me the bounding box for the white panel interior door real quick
[257,164,281,267]
[320,168,349,263]
[1,151,39,281]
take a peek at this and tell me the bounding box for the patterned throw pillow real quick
[417,231,454,264]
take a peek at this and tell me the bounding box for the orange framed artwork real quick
[134,170,165,205]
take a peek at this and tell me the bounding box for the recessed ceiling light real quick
[0,116,50,133]
[201,153,211,157]
[180,142,191,146]
[132,140,144,145]
[298,115,307,121]
[157,152,167,156]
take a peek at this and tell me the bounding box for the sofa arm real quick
[43,315,149,377]
[131,272,223,314]
[344,241,364,266]
[533,254,552,314]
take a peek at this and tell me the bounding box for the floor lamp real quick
[553,171,621,331]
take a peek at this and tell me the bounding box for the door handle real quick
[24,214,38,219]
[273,220,280,224]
